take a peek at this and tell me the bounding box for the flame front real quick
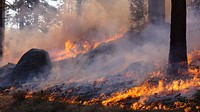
[23,48,200,111]
[101,50,200,110]
[51,27,127,61]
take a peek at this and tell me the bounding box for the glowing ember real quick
[25,92,33,99]
[48,95,55,102]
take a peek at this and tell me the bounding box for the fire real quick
[188,50,200,75]
[18,49,200,111]
[188,50,200,64]
[48,95,56,102]
[51,27,127,61]
[102,76,199,106]
[101,75,200,110]
[25,92,33,99]
[51,40,93,61]
[101,50,200,110]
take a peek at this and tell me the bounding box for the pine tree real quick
[168,0,188,75]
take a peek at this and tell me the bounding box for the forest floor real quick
[0,90,200,112]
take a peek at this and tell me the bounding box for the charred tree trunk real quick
[0,0,5,59]
[168,0,188,75]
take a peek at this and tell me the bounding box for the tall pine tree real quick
[168,0,188,75]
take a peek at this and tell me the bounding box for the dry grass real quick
[0,95,15,110]
[0,93,128,112]
[0,91,199,112]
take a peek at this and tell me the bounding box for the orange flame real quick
[45,50,200,110]
[101,50,200,110]
[25,92,33,99]
[51,27,127,61]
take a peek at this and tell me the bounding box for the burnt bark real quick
[168,0,188,75]
[0,0,5,59]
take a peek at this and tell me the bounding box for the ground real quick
[0,90,200,112]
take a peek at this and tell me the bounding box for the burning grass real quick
[0,92,128,112]
[51,27,127,61]
[1,89,200,112]
[99,50,200,111]
[0,50,200,111]
[50,50,200,111]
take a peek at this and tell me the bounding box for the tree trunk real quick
[0,0,5,59]
[148,0,165,23]
[19,5,25,30]
[34,0,39,26]
[129,0,148,30]
[76,0,82,17]
[168,0,188,75]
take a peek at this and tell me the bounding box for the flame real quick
[101,76,200,110]
[25,92,33,99]
[51,40,93,61]
[51,27,127,61]
[23,49,200,111]
[48,95,56,102]
[101,50,200,110]
[44,50,200,111]
[188,50,200,64]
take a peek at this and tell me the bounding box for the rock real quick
[9,49,52,84]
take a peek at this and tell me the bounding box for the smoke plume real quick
[1,1,200,89]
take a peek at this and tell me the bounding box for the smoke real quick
[41,7,200,88]
[187,8,200,50]
[3,0,129,64]
[37,21,171,89]
[2,1,200,90]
